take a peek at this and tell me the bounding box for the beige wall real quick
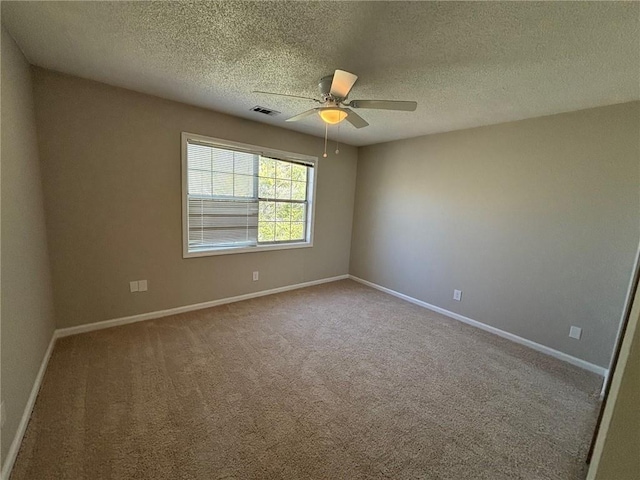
[351,103,640,368]
[32,68,357,329]
[1,28,56,464]
[588,273,640,480]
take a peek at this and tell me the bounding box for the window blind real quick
[187,142,259,248]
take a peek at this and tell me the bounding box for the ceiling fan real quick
[254,69,418,129]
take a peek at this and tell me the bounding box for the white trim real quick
[600,240,640,399]
[57,274,349,338]
[184,241,313,258]
[599,377,608,399]
[1,332,57,480]
[182,132,318,166]
[349,275,608,377]
[586,272,640,479]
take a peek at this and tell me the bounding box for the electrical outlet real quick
[1,401,6,428]
[129,281,139,293]
[453,289,462,301]
[569,326,582,340]
[138,280,148,292]
[253,271,259,281]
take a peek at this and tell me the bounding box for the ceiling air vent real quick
[251,106,280,116]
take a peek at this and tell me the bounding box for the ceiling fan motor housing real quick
[319,74,338,100]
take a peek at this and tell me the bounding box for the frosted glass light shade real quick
[319,108,348,125]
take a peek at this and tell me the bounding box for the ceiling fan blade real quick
[330,70,358,98]
[253,91,321,102]
[342,108,369,128]
[286,108,320,122]
[347,100,418,111]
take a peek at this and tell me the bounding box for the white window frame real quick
[181,132,318,258]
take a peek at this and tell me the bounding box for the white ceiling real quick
[2,1,639,146]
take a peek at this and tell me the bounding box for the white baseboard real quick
[1,331,57,480]
[600,371,609,399]
[349,275,608,378]
[56,274,350,338]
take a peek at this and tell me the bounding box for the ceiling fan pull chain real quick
[335,122,340,155]
[323,122,328,158]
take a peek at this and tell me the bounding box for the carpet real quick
[10,279,601,479]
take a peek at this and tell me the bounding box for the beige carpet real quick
[11,280,601,479]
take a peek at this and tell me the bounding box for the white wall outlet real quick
[253,271,259,281]
[1,401,6,428]
[569,326,582,340]
[453,289,462,301]
[138,280,148,292]
[129,281,139,293]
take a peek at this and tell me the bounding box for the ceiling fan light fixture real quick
[319,108,348,125]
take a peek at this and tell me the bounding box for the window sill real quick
[183,241,313,258]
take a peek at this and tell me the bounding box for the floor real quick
[11,280,601,479]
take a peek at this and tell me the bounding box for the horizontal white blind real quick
[187,142,259,249]
[188,198,258,248]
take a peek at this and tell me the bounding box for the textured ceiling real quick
[2,1,639,146]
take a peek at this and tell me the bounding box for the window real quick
[182,133,316,257]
